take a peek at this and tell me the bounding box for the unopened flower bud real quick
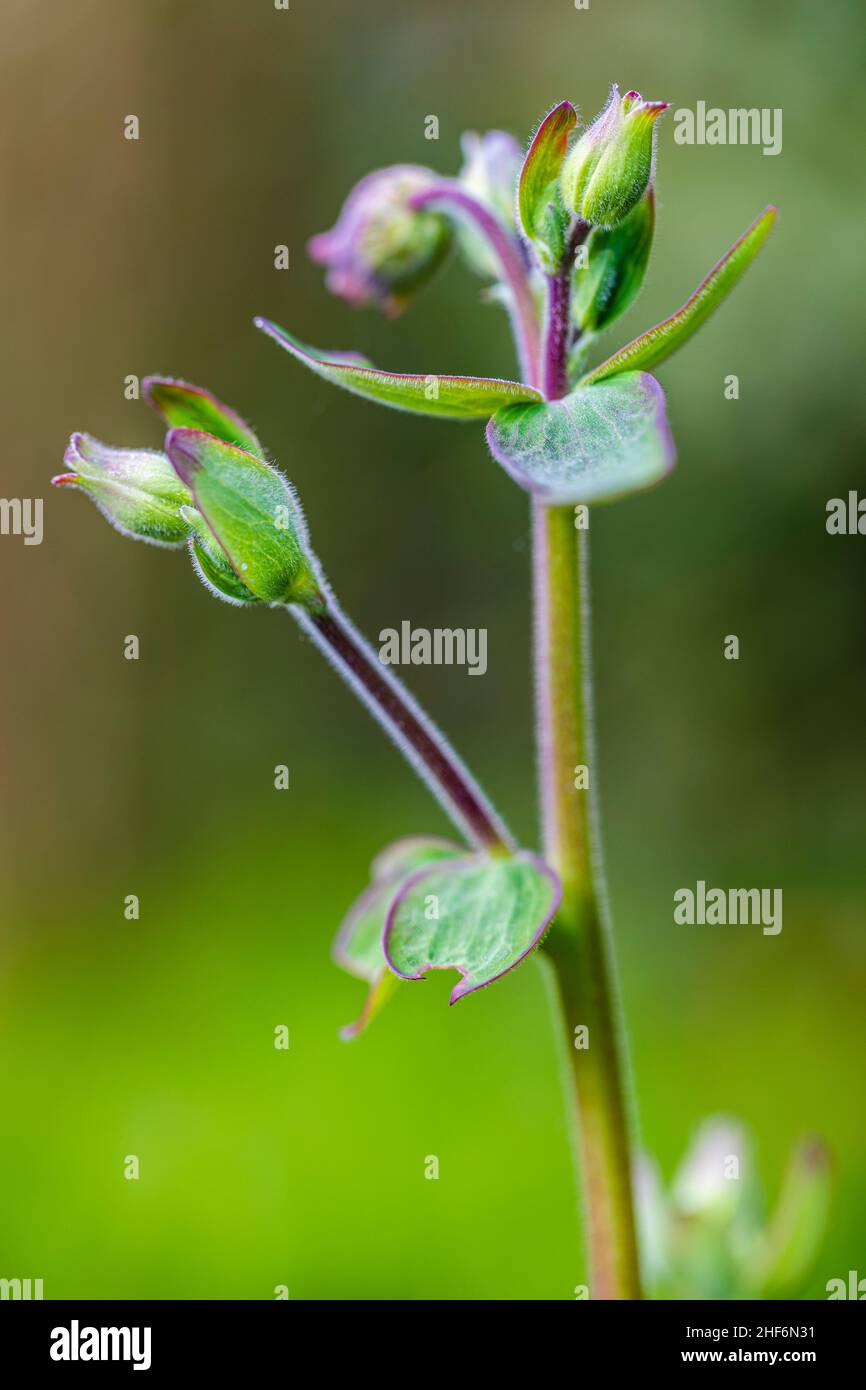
[561,84,669,230]
[308,165,451,316]
[52,434,190,547]
[166,429,323,609]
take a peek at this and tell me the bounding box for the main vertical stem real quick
[533,227,642,1299]
[534,506,641,1299]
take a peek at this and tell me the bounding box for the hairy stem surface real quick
[541,220,588,399]
[534,505,641,1299]
[293,598,513,854]
[532,224,642,1299]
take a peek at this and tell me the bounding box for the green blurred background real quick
[1,0,864,1299]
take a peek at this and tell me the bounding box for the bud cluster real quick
[53,380,324,611]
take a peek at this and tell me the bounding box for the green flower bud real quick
[166,429,323,609]
[561,85,669,230]
[52,434,191,547]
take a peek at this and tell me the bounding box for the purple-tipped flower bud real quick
[560,84,669,230]
[52,434,191,547]
[308,165,451,316]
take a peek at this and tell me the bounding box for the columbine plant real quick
[56,86,828,1299]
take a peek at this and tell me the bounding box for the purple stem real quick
[293,598,514,855]
[542,220,590,401]
[410,183,541,386]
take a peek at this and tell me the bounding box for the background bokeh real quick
[1,0,864,1299]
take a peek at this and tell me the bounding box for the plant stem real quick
[532,226,642,1299]
[541,219,589,399]
[410,184,540,385]
[292,596,514,855]
[533,506,641,1299]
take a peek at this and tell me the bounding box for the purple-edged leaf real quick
[582,206,777,384]
[333,836,463,1039]
[144,377,263,456]
[335,837,463,983]
[518,101,577,271]
[486,371,675,504]
[368,835,462,886]
[384,851,561,1005]
[255,317,542,419]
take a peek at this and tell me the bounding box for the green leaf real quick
[384,851,561,1004]
[166,429,321,607]
[336,837,464,982]
[518,100,577,272]
[581,205,777,384]
[144,377,264,456]
[486,371,675,504]
[333,836,463,1039]
[255,317,542,418]
[571,188,654,336]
